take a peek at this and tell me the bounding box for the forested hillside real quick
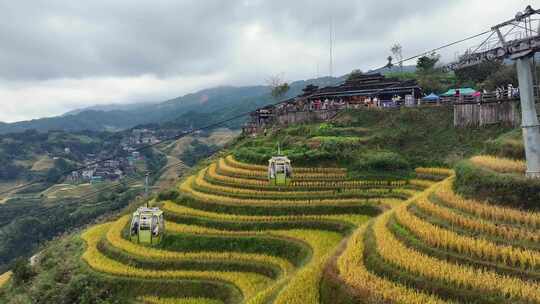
[0,126,236,274]
[0,77,342,134]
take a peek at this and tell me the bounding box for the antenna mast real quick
[329,17,334,77]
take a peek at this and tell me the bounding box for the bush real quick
[157,190,179,201]
[284,125,312,137]
[454,160,540,210]
[11,258,34,285]
[484,130,524,160]
[181,139,218,166]
[353,152,410,172]
[315,123,336,136]
[233,147,273,164]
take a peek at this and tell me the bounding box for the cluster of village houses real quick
[65,128,164,184]
[243,73,521,134]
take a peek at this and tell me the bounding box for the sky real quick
[0,0,534,122]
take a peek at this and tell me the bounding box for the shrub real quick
[454,160,540,210]
[158,190,180,202]
[11,258,34,285]
[283,125,312,137]
[354,152,410,172]
[483,129,523,159]
[314,123,336,136]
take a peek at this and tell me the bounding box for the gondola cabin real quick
[130,207,164,245]
[268,156,292,186]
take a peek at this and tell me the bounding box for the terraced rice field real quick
[469,155,525,174]
[0,272,11,289]
[337,172,540,304]
[80,155,441,303]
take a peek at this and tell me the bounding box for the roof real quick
[269,156,291,163]
[440,88,477,96]
[422,93,440,101]
[306,74,420,99]
[134,207,163,215]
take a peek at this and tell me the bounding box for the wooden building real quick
[305,73,422,107]
[243,73,422,134]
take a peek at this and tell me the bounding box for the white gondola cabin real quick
[268,156,292,186]
[130,207,164,245]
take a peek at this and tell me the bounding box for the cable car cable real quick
[369,30,492,73]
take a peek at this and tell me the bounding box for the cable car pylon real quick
[446,5,540,178]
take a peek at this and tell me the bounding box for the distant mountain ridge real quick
[62,102,156,116]
[0,76,344,134]
[368,64,417,74]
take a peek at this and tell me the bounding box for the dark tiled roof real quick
[307,74,420,98]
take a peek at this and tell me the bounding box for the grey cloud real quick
[0,0,532,123]
[0,0,243,80]
[0,0,464,81]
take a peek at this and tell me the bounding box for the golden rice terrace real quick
[337,160,540,304]
[78,155,447,303]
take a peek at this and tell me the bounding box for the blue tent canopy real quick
[440,88,476,97]
[422,93,440,102]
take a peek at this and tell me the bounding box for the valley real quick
[0,125,237,273]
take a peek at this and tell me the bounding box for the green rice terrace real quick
[2,108,540,304]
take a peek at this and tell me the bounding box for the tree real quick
[45,158,76,183]
[390,43,403,72]
[11,257,34,284]
[347,69,364,82]
[454,60,505,87]
[267,74,290,101]
[416,53,440,73]
[416,53,446,93]
[482,63,518,91]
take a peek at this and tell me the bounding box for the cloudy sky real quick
[0,0,532,122]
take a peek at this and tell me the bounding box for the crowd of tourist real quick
[273,96,393,115]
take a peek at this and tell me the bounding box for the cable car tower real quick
[446,5,540,178]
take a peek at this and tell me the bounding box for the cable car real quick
[130,207,164,245]
[268,156,292,186]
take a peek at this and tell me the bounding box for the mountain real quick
[368,64,417,74]
[0,76,344,134]
[62,102,156,116]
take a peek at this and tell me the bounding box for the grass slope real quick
[233,107,510,179]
